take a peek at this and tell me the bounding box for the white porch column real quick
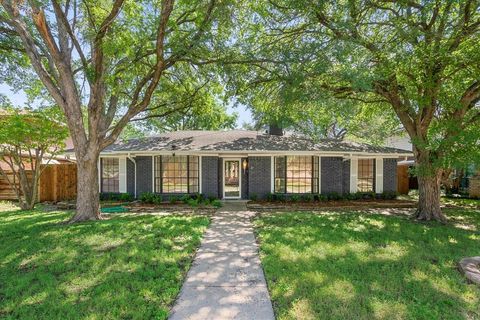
[375,158,384,193]
[119,157,127,193]
[350,157,358,193]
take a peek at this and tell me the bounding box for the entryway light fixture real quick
[242,159,248,174]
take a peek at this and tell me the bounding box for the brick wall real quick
[127,158,135,196]
[201,156,219,198]
[135,156,152,195]
[248,156,271,198]
[321,157,345,194]
[383,158,398,192]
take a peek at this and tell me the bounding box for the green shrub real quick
[275,193,286,202]
[317,194,328,201]
[207,194,217,202]
[139,192,163,204]
[302,194,314,202]
[187,198,199,207]
[290,195,300,202]
[119,193,134,202]
[169,196,179,204]
[249,193,258,201]
[153,195,163,204]
[266,192,275,201]
[180,194,191,204]
[380,191,397,200]
[211,199,222,208]
[327,192,342,201]
[100,192,134,202]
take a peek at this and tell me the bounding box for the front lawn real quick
[254,209,480,320]
[0,204,209,319]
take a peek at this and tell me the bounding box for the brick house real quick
[95,130,411,199]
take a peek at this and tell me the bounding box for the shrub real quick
[100,192,134,201]
[302,194,314,202]
[275,193,286,202]
[119,193,134,202]
[169,196,179,204]
[211,199,222,208]
[187,198,199,207]
[266,192,275,201]
[317,194,328,201]
[180,194,191,204]
[207,194,217,202]
[249,193,258,201]
[139,192,163,204]
[380,191,397,200]
[327,192,342,201]
[290,195,300,202]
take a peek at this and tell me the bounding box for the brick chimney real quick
[268,124,283,136]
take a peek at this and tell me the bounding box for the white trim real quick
[119,157,127,193]
[94,150,412,158]
[270,156,274,193]
[127,154,137,198]
[199,156,203,194]
[375,158,384,193]
[318,156,322,194]
[152,155,155,193]
[98,157,101,192]
[350,157,358,193]
[222,158,242,199]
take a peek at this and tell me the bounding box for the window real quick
[274,156,319,193]
[154,155,199,193]
[357,159,375,192]
[101,158,119,193]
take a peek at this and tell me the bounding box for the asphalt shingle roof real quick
[100,130,411,154]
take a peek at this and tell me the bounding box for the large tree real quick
[0,0,231,222]
[238,0,480,221]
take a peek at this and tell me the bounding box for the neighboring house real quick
[95,129,411,199]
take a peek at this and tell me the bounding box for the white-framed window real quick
[154,155,199,193]
[101,158,119,193]
[357,159,375,192]
[274,156,319,193]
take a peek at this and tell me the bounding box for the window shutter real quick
[350,158,358,193]
[375,158,384,193]
[119,157,127,193]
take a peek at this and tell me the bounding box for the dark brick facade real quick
[127,158,135,195]
[135,156,152,196]
[248,156,271,198]
[321,157,347,194]
[383,158,398,192]
[201,156,219,198]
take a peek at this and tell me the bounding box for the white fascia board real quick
[98,150,413,158]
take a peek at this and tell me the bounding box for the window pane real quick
[357,159,375,192]
[155,155,198,193]
[101,158,119,193]
[274,157,286,193]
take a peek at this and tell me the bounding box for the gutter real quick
[127,153,137,199]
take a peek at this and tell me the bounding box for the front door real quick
[223,159,241,199]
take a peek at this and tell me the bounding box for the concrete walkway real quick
[169,201,275,320]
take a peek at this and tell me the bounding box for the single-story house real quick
[96,130,411,199]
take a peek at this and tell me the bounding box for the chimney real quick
[268,124,283,136]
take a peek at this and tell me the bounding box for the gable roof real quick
[99,130,411,155]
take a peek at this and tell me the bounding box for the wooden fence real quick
[397,164,410,195]
[0,163,77,202]
[38,163,77,202]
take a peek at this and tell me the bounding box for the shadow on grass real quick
[0,208,209,319]
[255,211,480,320]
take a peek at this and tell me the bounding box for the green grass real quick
[0,204,209,319]
[254,209,480,320]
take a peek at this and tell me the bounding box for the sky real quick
[0,83,253,128]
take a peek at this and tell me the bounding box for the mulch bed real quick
[247,199,417,211]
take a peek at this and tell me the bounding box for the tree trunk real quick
[68,155,101,223]
[415,169,446,223]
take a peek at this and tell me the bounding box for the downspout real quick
[127,153,137,199]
